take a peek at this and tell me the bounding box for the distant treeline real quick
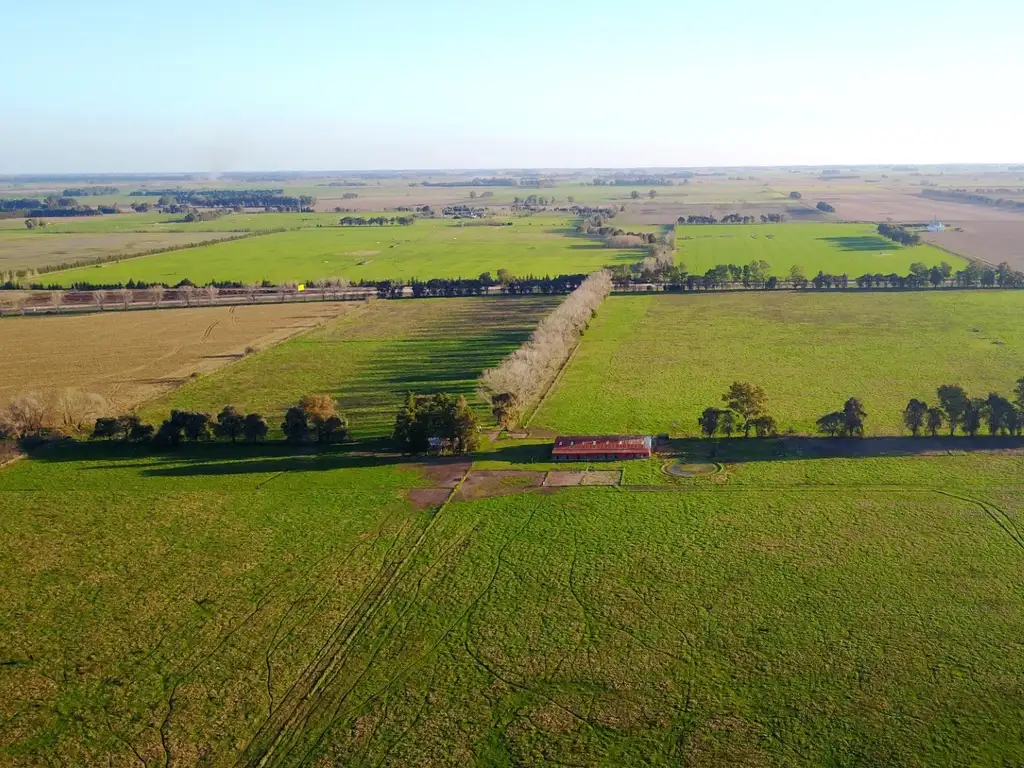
[591,177,680,186]
[129,189,316,210]
[339,216,415,226]
[62,187,119,196]
[678,214,785,224]
[423,178,519,187]
[617,259,1024,292]
[921,188,1024,210]
[0,195,117,217]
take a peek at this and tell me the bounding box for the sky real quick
[3,0,1021,173]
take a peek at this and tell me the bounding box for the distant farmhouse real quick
[927,219,945,233]
[552,435,652,462]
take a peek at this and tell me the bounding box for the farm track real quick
[237,467,471,767]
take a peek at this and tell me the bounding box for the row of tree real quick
[339,216,415,226]
[62,187,118,196]
[902,382,1024,437]
[129,189,316,209]
[877,222,922,246]
[677,214,786,225]
[698,383,779,438]
[481,271,613,429]
[87,395,349,449]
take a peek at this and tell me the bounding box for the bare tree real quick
[481,270,612,428]
[149,285,165,308]
[205,285,219,305]
[54,389,108,434]
[119,288,131,310]
[93,290,107,312]
[51,290,64,314]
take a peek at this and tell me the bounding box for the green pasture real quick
[45,216,643,285]
[2,443,1022,765]
[534,291,1024,436]
[675,222,966,276]
[138,297,559,439]
[0,211,354,233]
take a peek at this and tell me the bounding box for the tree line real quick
[130,189,316,210]
[339,215,415,226]
[62,187,119,196]
[877,222,922,246]
[677,214,786,225]
[692,378,1024,441]
[901,382,1024,437]
[481,270,612,430]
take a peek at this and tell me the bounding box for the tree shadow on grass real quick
[819,236,900,252]
[21,435,1024,481]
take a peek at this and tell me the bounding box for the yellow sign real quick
[297,284,305,292]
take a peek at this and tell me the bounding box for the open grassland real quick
[534,292,1024,436]
[140,297,559,439]
[0,231,239,272]
[46,218,642,286]
[0,302,351,411]
[1,446,1022,765]
[675,222,965,276]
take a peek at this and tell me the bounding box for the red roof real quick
[552,435,651,456]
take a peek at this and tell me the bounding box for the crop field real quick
[0,231,239,272]
[139,297,559,439]
[1,443,1022,765]
[45,217,642,286]
[675,222,965,276]
[534,291,1024,436]
[0,211,359,234]
[0,302,351,411]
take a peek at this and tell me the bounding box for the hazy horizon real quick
[4,0,1021,175]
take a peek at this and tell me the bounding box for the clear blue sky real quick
[3,0,1021,173]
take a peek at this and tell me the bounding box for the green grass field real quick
[2,444,1022,765]
[533,291,1024,436]
[139,297,559,439]
[44,217,643,286]
[676,222,965,276]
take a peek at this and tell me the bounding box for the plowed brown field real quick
[0,301,356,411]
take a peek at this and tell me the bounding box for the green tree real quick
[909,262,929,280]
[937,385,969,435]
[719,410,736,438]
[841,398,867,437]
[181,411,211,441]
[281,407,311,443]
[392,393,479,454]
[213,405,245,442]
[630,190,640,199]
[925,407,945,437]
[751,415,777,437]
[722,382,767,437]
[1014,377,1024,410]
[698,407,720,438]
[983,393,1015,435]
[90,417,119,440]
[128,422,154,442]
[242,413,268,443]
[115,414,140,440]
[816,412,843,436]
[962,399,984,437]
[902,398,928,436]
[648,190,657,199]
[299,394,348,443]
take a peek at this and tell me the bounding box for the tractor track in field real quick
[236,467,471,767]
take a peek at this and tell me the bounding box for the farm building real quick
[551,435,653,462]
[927,219,946,233]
